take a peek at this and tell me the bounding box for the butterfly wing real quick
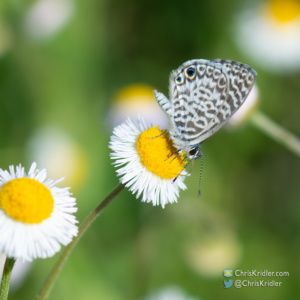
[196,59,257,143]
[166,59,256,148]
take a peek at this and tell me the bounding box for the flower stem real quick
[37,183,125,300]
[0,257,16,300]
[249,110,300,157]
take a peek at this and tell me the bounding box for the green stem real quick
[37,183,125,300]
[249,110,300,157]
[0,257,16,300]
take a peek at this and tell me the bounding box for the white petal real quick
[110,117,187,208]
[0,163,78,261]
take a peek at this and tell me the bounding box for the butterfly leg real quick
[165,149,182,162]
[153,90,172,118]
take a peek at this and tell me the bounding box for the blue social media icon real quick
[224,279,233,288]
[223,268,233,278]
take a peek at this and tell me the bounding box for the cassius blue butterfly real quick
[154,59,257,194]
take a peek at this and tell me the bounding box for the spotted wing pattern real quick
[155,59,257,150]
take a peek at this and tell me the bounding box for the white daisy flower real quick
[141,286,200,300]
[0,163,78,262]
[234,0,300,73]
[108,84,169,129]
[26,127,88,191]
[24,0,74,39]
[109,117,187,208]
[185,231,242,278]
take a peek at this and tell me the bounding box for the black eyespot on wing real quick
[175,74,184,85]
[184,67,196,80]
[187,67,195,76]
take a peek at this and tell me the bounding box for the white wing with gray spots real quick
[155,59,257,154]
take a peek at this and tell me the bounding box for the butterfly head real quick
[186,144,201,160]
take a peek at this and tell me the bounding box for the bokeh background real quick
[1,0,300,299]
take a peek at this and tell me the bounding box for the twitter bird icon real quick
[224,279,233,288]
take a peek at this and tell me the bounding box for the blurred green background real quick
[1,0,300,299]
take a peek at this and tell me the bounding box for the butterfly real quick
[154,59,257,192]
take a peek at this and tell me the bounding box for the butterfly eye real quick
[185,67,196,80]
[189,148,198,156]
[176,74,184,84]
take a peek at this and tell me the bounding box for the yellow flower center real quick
[0,178,54,224]
[268,0,300,23]
[136,126,185,179]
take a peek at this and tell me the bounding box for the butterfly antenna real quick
[172,169,184,183]
[198,154,204,198]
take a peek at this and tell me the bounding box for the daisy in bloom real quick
[0,163,78,262]
[24,0,74,40]
[26,127,88,190]
[109,118,187,208]
[108,84,168,129]
[234,0,300,73]
[142,286,200,300]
